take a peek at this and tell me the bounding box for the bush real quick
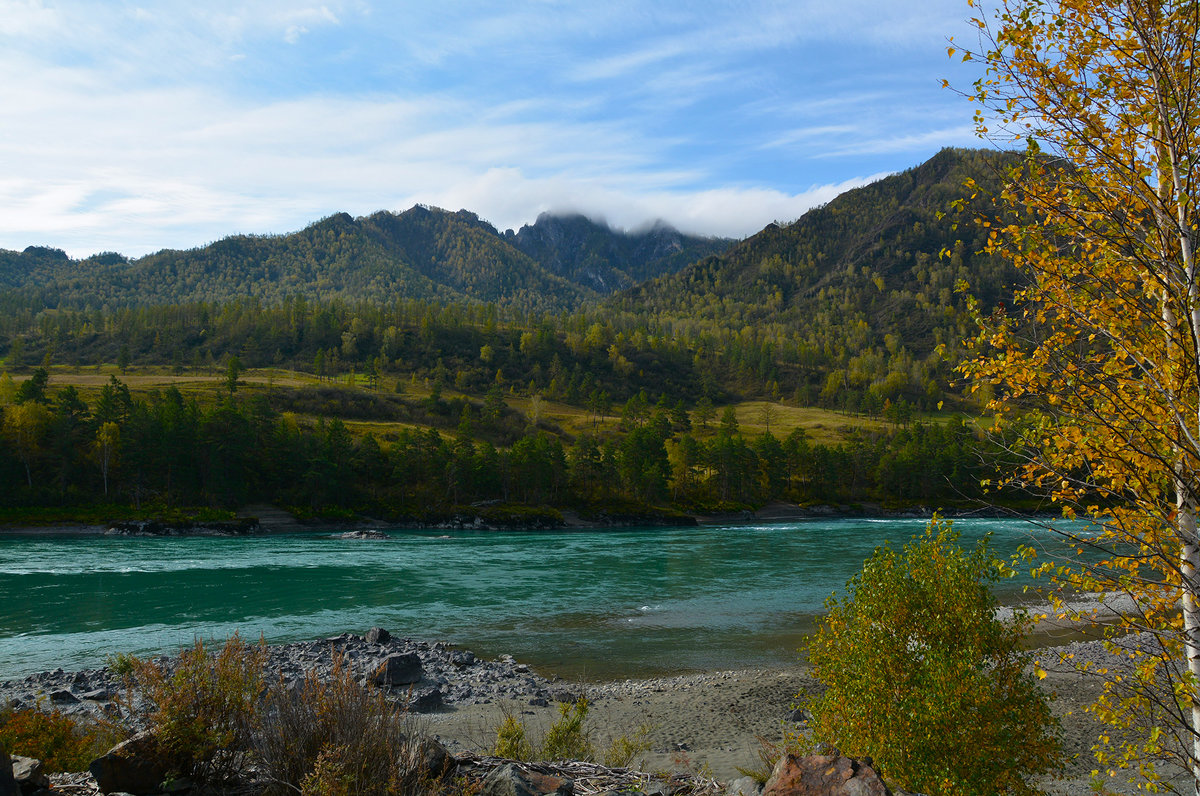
[804,517,1061,795]
[491,697,650,769]
[255,655,427,796]
[0,706,123,772]
[125,633,267,786]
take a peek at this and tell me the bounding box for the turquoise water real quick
[0,518,1066,681]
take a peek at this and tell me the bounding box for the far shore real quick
[0,500,1061,538]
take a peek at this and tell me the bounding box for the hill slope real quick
[607,148,1020,402]
[0,207,729,313]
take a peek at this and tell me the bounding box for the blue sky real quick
[0,1,989,258]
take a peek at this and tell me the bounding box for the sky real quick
[0,1,991,259]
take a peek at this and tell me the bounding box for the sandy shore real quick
[417,640,1167,796]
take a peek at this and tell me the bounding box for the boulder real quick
[371,653,423,686]
[0,752,18,796]
[481,764,573,796]
[414,738,455,780]
[761,754,890,796]
[727,776,762,796]
[48,689,79,705]
[365,627,392,645]
[89,732,169,795]
[409,686,444,713]
[11,757,48,792]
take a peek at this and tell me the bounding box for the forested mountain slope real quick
[0,207,726,314]
[608,148,1020,404]
[507,213,731,293]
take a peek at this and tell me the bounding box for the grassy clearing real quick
[8,366,943,449]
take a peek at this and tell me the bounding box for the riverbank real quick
[0,627,1158,795]
[0,500,1060,537]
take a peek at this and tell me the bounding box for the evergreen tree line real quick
[0,372,1002,515]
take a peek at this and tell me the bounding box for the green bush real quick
[805,517,1061,795]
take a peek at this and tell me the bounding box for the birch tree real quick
[954,0,1200,789]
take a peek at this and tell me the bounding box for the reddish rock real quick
[761,754,891,796]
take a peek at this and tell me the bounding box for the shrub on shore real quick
[121,633,267,786]
[0,704,122,773]
[491,697,652,769]
[116,635,456,795]
[804,517,1062,795]
[256,655,433,796]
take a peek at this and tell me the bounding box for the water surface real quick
[0,517,1066,680]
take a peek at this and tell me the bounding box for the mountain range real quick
[0,208,731,313]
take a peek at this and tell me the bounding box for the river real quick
[0,517,1069,681]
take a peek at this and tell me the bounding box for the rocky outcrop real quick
[761,754,891,796]
[0,629,573,724]
[105,518,259,536]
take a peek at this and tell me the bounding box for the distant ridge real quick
[0,207,733,313]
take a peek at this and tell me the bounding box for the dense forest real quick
[0,369,1005,519]
[0,147,1033,521]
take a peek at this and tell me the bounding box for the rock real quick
[0,753,18,796]
[365,627,391,645]
[481,764,573,796]
[89,732,169,795]
[371,653,423,686]
[414,738,455,780]
[760,754,891,796]
[11,757,49,792]
[727,776,761,796]
[83,688,112,701]
[409,686,443,713]
[48,690,78,705]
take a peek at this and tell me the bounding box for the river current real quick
[0,517,1067,681]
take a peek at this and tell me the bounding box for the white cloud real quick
[0,1,983,258]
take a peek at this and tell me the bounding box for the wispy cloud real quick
[0,1,988,257]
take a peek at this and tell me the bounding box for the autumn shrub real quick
[0,705,122,772]
[124,633,267,786]
[255,655,428,796]
[804,517,1062,795]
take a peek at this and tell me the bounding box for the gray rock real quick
[48,690,78,705]
[83,688,112,701]
[11,757,48,791]
[365,627,391,645]
[481,764,573,796]
[727,777,761,796]
[89,732,169,795]
[409,686,443,713]
[371,653,423,686]
[414,738,455,780]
